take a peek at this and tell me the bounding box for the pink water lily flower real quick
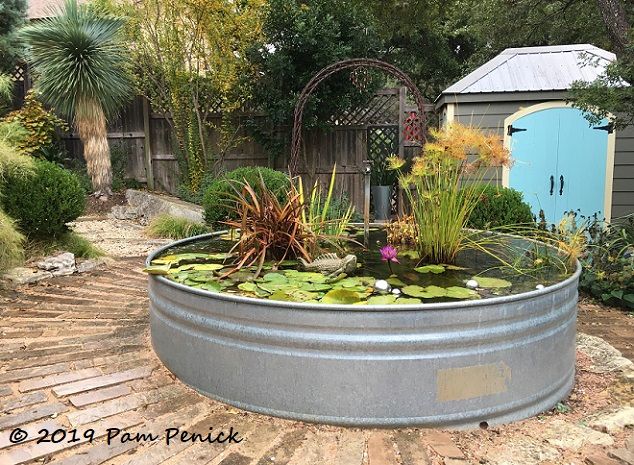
[380,245,399,263]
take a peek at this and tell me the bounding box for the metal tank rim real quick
[145,231,582,311]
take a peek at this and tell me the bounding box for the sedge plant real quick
[298,164,355,253]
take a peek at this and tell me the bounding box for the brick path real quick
[1,258,633,465]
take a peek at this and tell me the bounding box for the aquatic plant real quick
[379,244,398,274]
[223,175,317,277]
[387,123,512,264]
[298,164,355,249]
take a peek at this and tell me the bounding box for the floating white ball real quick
[392,288,401,296]
[536,284,545,290]
[466,279,479,289]
[374,279,391,293]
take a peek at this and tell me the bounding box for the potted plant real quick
[370,154,396,221]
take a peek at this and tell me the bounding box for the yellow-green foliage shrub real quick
[0,209,25,271]
[2,91,68,156]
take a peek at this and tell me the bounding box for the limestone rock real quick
[577,333,634,374]
[591,407,634,434]
[36,252,76,276]
[2,267,53,285]
[542,419,613,451]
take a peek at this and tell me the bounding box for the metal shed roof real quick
[441,44,615,95]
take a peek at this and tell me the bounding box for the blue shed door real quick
[508,107,609,224]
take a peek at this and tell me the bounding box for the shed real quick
[435,44,634,223]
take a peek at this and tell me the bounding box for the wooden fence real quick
[11,62,432,211]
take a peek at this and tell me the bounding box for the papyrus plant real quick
[388,123,512,264]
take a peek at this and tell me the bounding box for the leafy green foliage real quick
[146,214,211,240]
[108,0,265,192]
[202,167,289,227]
[2,91,68,156]
[580,214,634,309]
[571,32,634,129]
[0,209,24,271]
[247,0,383,155]
[467,185,535,231]
[0,0,26,74]
[1,159,85,237]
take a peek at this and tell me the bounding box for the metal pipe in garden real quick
[363,159,372,248]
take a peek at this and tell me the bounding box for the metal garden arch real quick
[289,58,427,175]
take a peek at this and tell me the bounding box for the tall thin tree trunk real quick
[76,98,113,198]
[596,0,631,55]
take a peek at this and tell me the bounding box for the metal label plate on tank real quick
[436,362,512,402]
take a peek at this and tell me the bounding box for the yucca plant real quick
[20,0,132,198]
[223,176,317,277]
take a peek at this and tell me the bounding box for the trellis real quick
[290,58,427,175]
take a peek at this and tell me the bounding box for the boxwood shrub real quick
[467,185,534,230]
[203,167,290,228]
[1,159,86,237]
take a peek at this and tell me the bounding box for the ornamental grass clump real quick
[388,123,512,264]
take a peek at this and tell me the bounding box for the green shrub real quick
[0,209,25,271]
[146,214,211,239]
[1,159,86,237]
[580,214,634,309]
[467,185,534,230]
[203,167,290,227]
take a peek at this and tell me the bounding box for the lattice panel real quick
[403,111,423,144]
[330,93,399,126]
[368,126,398,168]
[11,65,25,82]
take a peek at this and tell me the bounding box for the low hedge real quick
[1,159,85,237]
[202,167,290,228]
[467,185,534,230]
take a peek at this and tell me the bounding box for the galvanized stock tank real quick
[147,234,580,428]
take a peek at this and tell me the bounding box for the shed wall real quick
[448,98,634,219]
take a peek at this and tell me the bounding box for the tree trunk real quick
[596,0,631,54]
[75,98,113,198]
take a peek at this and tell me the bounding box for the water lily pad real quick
[400,250,420,259]
[414,265,445,274]
[262,273,288,283]
[321,289,360,304]
[401,285,428,298]
[257,282,295,293]
[387,277,406,287]
[284,271,327,283]
[198,282,223,293]
[445,286,480,299]
[396,297,422,304]
[442,264,468,270]
[207,253,234,260]
[187,272,218,282]
[268,290,318,302]
[192,264,225,271]
[166,264,197,273]
[402,285,448,298]
[299,282,332,292]
[367,294,398,305]
[143,264,171,275]
[474,277,512,288]
[238,282,258,293]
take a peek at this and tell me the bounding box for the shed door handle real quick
[550,175,554,195]
[559,175,564,195]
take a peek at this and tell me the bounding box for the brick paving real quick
[1,258,633,465]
